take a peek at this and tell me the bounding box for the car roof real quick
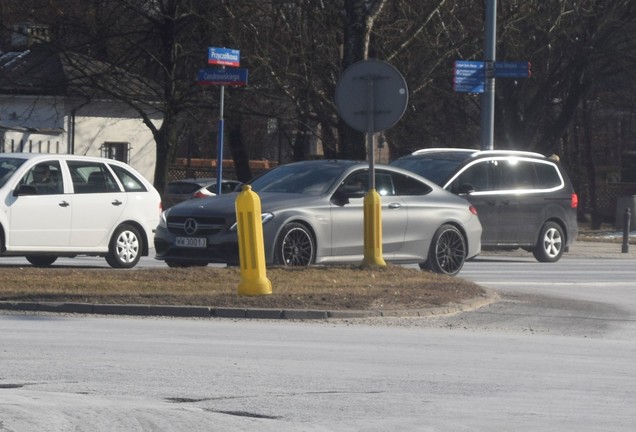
[410,147,546,160]
[0,152,138,167]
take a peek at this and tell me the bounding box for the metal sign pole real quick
[481,0,497,151]
[366,74,376,190]
[216,73,225,196]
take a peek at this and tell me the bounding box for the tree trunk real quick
[338,0,387,160]
[228,118,252,183]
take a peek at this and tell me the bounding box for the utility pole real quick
[481,0,497,150]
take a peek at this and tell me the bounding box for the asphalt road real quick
[1,242,635,431]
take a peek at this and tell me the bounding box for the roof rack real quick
[475,150,545,158]
[411,148,477,155]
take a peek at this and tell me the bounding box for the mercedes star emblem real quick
[183,218,198,235]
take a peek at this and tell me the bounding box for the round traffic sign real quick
[335,59,408,133]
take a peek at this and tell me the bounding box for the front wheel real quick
[274,222,315,266]
[532,221,565,262]
[26,255,57,267]
[106,224,142,269]
[420,224,466,276]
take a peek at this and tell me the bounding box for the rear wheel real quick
[106,224,142,268]
[532,221,564,262]
[26,255,57,267]
[274,222,315,266]
[420,224,466,276]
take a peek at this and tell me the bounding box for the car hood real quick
[165,192,327,217]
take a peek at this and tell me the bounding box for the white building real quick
[0,38,161,182]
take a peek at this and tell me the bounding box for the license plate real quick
[176,237,206,248]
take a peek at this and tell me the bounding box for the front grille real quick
[167,215,228,235]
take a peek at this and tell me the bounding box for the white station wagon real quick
[0,153,161,268]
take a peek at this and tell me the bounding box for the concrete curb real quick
[0,288,499,320]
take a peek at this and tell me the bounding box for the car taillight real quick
[571,193,578,209]
[469,205,478,215]
[193,191,206,199]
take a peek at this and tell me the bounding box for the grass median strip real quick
[0,265,484,311]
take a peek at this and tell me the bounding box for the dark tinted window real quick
[167,182,201,194]
[392,172,432,195]
[498,160,536,190]
[534,162,562,189]
[449,161,495,193]
[206,181,241,194]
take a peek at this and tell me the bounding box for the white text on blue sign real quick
[208,47,240,67]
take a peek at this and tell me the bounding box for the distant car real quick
[0,153,161,268]
[163,178,241,208]
[391,148,579,262]
[154,160,482,275]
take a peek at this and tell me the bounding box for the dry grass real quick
[0,265,484,311]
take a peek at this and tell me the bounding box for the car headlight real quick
[159,209,170,228]
[230,212,274,231]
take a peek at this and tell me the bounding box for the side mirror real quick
[338,184,366,199]
[13,184,38,196]
[332,185,365,206]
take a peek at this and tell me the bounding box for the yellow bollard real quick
[362,189,387,267]
[235,185,272,296]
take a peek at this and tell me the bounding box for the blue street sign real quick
[494,61,531,78]
[455,60,486,72]
[208,47,240,67]
[197,68,248,86]
[454,61,486,93]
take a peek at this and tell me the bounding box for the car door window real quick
[497,159,536,191]
[449,161,494,193]
[67,161,119,194]
[341,172,396,196]
[20,161,63,195]
[391,172,432,196]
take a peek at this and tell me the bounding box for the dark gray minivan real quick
[391,148,578,262]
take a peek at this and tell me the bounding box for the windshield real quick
[0,157,27,188]
[391,157,464,186]
[249,162,349,195]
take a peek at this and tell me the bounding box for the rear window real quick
[109,164,148,192]
[534,162,563,189]
[167,182,201,194]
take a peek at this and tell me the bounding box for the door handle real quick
[388,203,402,209]
[58,201,70,207]
[111,200,123,206]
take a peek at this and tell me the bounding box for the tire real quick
[420,224,466,276]
[26,255,57,267]
[105,224,142,269]
[532,221,565,263]
[274,222,315,266]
